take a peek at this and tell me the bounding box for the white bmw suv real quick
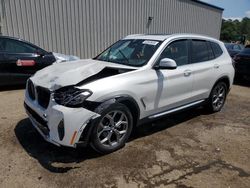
[24,34,234,153]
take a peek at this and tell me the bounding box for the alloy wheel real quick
[97,110,128,147]
[212,84,226,111]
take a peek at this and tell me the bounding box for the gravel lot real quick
[0,83,249,188]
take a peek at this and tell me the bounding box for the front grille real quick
[27,80,35,100]
[24,103,49,136]
[36,86,51,109]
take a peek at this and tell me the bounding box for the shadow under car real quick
[15,107,208,173]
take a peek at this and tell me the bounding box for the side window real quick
[0,39,5,52]
[210,42,223,58]
[191,40,211,63]
[158,40,189,66]
[3,39,37,53]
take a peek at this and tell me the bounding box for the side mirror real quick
[155,58,177,69]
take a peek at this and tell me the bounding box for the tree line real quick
[220,17,250,44]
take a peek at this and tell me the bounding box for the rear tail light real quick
[16,59,36,66]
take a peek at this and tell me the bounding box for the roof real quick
[124,34,171,41]
[191,0,224,11]
[124,33,219,42]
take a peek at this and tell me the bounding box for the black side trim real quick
[81,100,102,111]
[137,100,206,126]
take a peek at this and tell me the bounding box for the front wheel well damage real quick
[91,96,140,126]
[77,96,140,147]
[117,98,140,127]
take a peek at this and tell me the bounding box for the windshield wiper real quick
[118,50,129,64]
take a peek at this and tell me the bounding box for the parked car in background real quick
[234,45,250,80]
[24,34,234,154]
[0,36,79,86]
[224,43,244,57]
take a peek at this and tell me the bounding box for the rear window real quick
[210,42,223,58]
[0,38,37,53]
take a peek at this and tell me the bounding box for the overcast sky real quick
[200,0,250,20]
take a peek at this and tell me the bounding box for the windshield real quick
[95,39,162,67]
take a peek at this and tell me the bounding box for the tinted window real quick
[158,40,189,66]
[210,42,223,58]
[1,39,37,53]
[191,40,213,63]
[0,39,5,51]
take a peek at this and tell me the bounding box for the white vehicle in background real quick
[24,34,234,154]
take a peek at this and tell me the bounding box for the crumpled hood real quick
[30,59,135,90]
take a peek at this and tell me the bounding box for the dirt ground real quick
[0,82,249,188]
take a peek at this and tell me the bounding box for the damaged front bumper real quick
[24,91,100,148]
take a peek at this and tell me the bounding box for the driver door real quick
[152,39,194,113]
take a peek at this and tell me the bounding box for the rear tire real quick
[205,82,228,113]
[90,103,133,154]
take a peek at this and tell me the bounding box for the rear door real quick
[188,40,221,101]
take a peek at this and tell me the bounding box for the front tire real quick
[90,103,133,154]
[206,82,228,113]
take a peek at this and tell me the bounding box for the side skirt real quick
[137,99,205,126]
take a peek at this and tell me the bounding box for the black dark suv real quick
[0,36,56,86]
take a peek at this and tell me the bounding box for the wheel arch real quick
[116,96,140,127]
[213,76,231,92]
[96,95,140,127]
[77,95,140,147]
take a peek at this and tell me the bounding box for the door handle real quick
[184,70,192,77]
[214,64,220,69]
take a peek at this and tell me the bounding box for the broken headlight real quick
[53,86,92,107]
